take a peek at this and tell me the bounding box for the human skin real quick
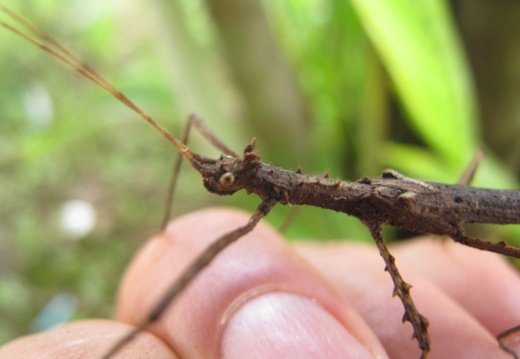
[1,208,520,358]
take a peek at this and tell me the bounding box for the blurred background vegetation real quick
[1,0,519,345]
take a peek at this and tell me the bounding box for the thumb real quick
[116,208,387,359]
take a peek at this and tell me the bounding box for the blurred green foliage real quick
[0,0,518,345]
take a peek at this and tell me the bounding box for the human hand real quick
[1,208,520,358]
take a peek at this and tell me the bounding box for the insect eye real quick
[219,172,235,186]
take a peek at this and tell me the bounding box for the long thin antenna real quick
[0,5,191,160]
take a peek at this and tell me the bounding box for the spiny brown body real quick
[205,151,520,233]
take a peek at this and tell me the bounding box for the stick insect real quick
[2,6,520,359]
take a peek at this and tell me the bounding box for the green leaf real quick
[350,0,478,163]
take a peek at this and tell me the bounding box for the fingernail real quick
[220,293,377,359]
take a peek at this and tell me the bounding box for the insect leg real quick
[366,221,430,358]
[452,228,520,358]
[183,114,238,157]
[103,198,277,359]
[160,115,238,229]
[277,206,300,233]
[497,325,520,359]
[451,229,520,259]
[457,150,485,185]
